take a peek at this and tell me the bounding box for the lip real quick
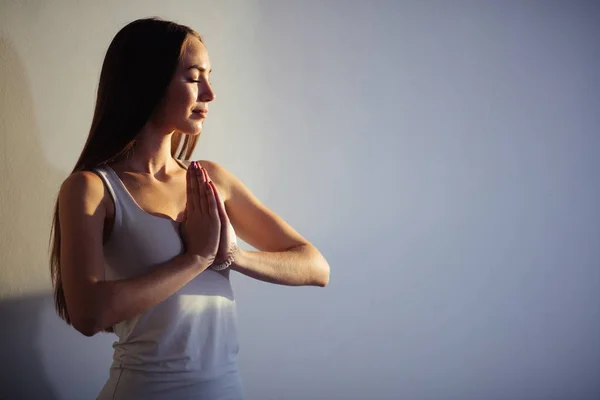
[191,109,208,118]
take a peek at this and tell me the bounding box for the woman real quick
[49,17,329,399]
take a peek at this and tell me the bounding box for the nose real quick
[198,81,216,102]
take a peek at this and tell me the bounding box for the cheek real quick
[185,85,198,105]
[179,81,198,103]
[165,83,197,111]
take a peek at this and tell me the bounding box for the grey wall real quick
[1,1,598,399]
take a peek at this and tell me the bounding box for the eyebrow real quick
[187,65,212,73]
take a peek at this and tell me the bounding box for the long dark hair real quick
[49,17,202,332]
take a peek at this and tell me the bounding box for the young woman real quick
[49,17,329,399]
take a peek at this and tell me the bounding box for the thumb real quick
[182,203,188,223]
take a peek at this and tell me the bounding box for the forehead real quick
[180,36,211,70]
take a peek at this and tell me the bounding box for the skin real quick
[58,36,330,337]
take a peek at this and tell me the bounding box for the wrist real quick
[210,243,240,271]
[228,247,247,271]
[183,252,214,271]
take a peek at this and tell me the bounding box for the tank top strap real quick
[92,165,124,230]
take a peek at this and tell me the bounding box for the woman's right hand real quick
[180,161,221,264]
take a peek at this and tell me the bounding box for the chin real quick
[179,124,203,136]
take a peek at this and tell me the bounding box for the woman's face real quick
[151,36,215,135]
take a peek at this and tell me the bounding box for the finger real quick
[206,180,220,219]
[202,168,219,213]
[210,181,228,222]
[198,166,209,213]
[202,166,210,184]
[187,162,197,212]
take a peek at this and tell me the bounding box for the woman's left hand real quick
[207,179,238,265]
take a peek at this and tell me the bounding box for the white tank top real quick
[93,160,244,400]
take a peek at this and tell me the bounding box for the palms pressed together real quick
[179,162,238,268]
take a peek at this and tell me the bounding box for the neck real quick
[115,124,184,176]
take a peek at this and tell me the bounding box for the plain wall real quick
[1,1,599,399]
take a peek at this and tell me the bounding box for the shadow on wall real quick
[0,295,59,399]
[0,36,114,399]
[0,294,116,400]
[0,34,64,399]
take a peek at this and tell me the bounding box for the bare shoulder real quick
[196,159,227,179]
[59,170,108,216]
[196,160,236,200]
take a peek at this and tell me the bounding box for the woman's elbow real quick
[312,256,330,287]
[72,315,101,337]
[68,298,105,337]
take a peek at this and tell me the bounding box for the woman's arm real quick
[201,161,330,287]
[59,171,213,336]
